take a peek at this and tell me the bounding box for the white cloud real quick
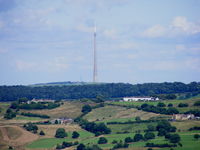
[142,16,200,38]
[16,60,37,71]
[172,16,200,34]
[142,25,166,38]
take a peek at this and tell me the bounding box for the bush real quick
[194,134,200,140]
[55,128,67,138]
[77,144,86,150]
[133,133,143,142]
[144,132,155,140]
[4,109,16,119]
[39,130,45,135]
[23,122,38,133]
[168,103,173,107]
[169,134,181,143]
[82,105,92,113]
[124,137,133,143]
[72,131,80,138]
[157,102,166,107]
[98,137,108,144]
[178,103,188,107]
[194,101,200,106]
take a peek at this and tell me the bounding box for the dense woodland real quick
[0,82,200,101]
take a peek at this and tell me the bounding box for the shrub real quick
[133,133,143,142]
[169,134,181,144]
[39,130,45,135]
[194,101,200,106]
[178,103,188,107]
[82,105,92,113]
[124,137,133,143]
[72,131,80,138]
[157,102,166,107]
[144,132,155,140]
[98,137,108,144]
[77,144,86,150]
[23,122,38,133]
[194,134,200,140]
[55,128,67,138]
[168,103,173,107]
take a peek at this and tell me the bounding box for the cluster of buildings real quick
[172,114,198,121]
[27,98,55,104]
[51,118,73,124]
[123,96,159,101]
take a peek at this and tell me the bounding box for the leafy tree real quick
[55,128,67,138]
[133,133,143,142]
[157,102,166,107]
[194,134,200,140]
[167,107,179,114]
[168,103,173,107]
[194,101,200,106]
[169,134,181,143]
[146,125,156,131]
[4,109,16,119]
[124,137,133,143]
[135,116,141,122]
[82,105,92,113]
[98,137,108,144]
[72,131,80,138]
[144,132,155,140]
[77,144,86,150]
[39,130,45,136]
[23,122,38,133]
[178,103,188,107]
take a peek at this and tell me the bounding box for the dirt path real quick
[0,125,39,147]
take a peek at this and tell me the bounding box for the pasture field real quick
[107,122,157,133]
[0,102,10,117]
[84,105,162,122]
[21,101,83,119]
[26,129,94,149]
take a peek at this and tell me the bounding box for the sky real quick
[0,0,200,85]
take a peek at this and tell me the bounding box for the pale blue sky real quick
[0,0,200,85]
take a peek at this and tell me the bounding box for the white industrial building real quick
[123,97,159,101]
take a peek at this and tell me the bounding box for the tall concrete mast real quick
[93,22,97,82]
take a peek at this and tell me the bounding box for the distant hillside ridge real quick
[0,82,199,101]
[30,81,103,87]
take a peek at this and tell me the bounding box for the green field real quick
[107,122,157,133]
[26,130,94,149]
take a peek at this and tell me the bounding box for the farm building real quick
[51,118,73,124]
[123,97,159,101]
[27,98,55,104]
[172,114,195,120]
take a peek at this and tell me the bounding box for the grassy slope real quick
[84,105,162,122]
[20,101,83,119]
[27,130,94,149]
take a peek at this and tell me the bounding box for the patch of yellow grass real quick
[21,101,83,119]
[172,120,200,131]
[38,124,82,138]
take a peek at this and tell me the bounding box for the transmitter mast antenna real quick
[93,22,97,82]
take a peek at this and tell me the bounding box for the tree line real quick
[0,82,200,101]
